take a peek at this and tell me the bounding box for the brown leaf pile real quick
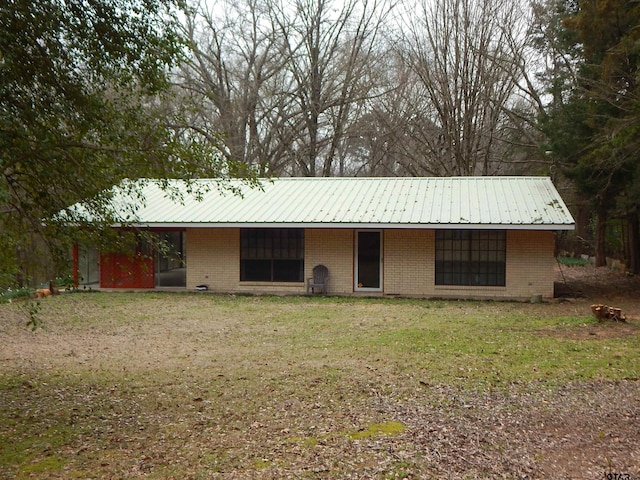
[376,381,640,479]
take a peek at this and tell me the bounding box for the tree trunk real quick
[575,202,592,252]
[628,209,640,274]
[595,206,607,267]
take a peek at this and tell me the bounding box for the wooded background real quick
[1,0,639,286]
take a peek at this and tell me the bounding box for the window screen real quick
[435,230,506,286]
[240,229,304,282]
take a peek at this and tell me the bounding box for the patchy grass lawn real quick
[0,292,639,479]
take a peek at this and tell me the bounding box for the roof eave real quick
[116,222,575,231]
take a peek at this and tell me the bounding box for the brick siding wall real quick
[305,229,354,295]
[185,228,556,299]
[186,228,239,291]
[505,230,556,299]
[384,229,432,296]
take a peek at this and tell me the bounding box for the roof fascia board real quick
[117,222,574,231]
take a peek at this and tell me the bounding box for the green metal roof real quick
[90,176,576,230]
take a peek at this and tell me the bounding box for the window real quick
[240,229,304,282]
[435,230,506,286]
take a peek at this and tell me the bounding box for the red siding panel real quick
[100,252,154,288]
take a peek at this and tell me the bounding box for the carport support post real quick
[72,242,79,288]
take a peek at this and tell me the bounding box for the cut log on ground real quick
[591,304,627,322]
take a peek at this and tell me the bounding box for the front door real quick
[355,230,382,292]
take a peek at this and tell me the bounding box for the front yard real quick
[1,290,638,479]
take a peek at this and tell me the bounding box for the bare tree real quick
[178,0,297,175]
[176,0,393,177]
[393,0,530,176]
[263,0,393,176]
[176,0,550,179]
[342,55,437,176]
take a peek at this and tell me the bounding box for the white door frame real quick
[354,230,383,292]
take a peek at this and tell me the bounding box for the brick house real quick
[74,177,574,300]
